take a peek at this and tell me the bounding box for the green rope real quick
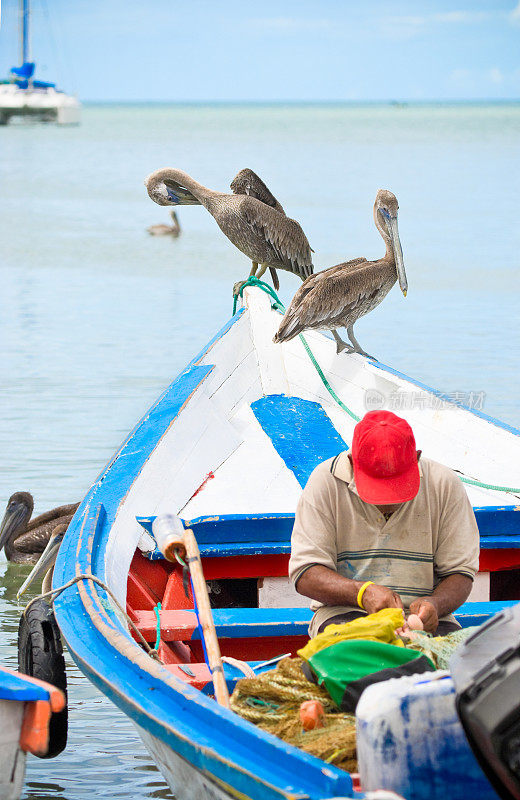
[232,278,520,496]
[298,335,360,423]
[153,601,162,651]
[459,476,520,495]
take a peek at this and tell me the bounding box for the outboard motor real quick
[450,603,520,800]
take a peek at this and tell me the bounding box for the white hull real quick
[0,83,81,124]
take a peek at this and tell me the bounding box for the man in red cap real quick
[289,410,479,636]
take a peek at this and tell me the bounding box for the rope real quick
[23,574,161,661]
[154,602,162,651]
[222,656,256,678]
[233,277,520,495]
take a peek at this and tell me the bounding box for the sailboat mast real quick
[20,0,30,64]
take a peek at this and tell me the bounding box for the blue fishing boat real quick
[52,284,520,799]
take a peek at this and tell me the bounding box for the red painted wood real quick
[157,640,193,665]
[127,571,159,611]
[479,550,520,572]
[130,550,171,596]
[188,636,308,663]
[165,662,212,690]
[201,554,289,580]
[162,567,193,611]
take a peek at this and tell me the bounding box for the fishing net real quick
[405,625,480,669]
[230,657,358,771]
[230,626,479,772]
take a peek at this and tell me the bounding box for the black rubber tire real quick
[18,599,68,758]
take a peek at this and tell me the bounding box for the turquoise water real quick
[0,103,519,798]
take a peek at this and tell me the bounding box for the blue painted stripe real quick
[187,607,312,640]
[137,513,295,543]
[0,667,51,703]
[480,536,520,549]
[473,506,520,536]
[250,395,348,488]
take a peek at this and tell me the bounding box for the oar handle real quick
[183,528,230,708]
[152,515,230,707]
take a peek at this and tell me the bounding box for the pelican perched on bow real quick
[274,189,407,358]
[145,168,313,290]
[0,492,79,564]
[147,209,181,237]
[230,168,285,290]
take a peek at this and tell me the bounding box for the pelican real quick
[147,209,181,237]
[0,492,79,564]
[17,524,67,598]
[230,168,285,290]
[273,189,407,358]
[145,168,313,291]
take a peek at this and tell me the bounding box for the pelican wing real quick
[242,202,313,279]
[231,169,285,214]
[27,502,79,531]
[274,258,371,341]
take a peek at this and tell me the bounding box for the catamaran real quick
[0,0,80,125]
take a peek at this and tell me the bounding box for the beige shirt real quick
[289,453,479,637]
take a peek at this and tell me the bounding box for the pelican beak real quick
[0,503,26,553]
[386,214,407,296]
[16,531,64,599]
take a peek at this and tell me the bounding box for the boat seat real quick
[133,606,313,641]
[132,600,517,644]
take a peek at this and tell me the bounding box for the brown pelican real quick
[145,168,313,291]
[230,168,285,291]
[17,524,67,598]
[147,210,181,237]
[273,190,407,358]
[0,492,79,564]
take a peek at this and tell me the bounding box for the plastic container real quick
[356,671,499,800]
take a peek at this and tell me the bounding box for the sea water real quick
[0,103,519,798]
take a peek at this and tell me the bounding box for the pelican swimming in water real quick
[145,168,313,291]
[230,168,286,290]
[274,189,407,358]
[0,492,79,564]
[17,524,67,598]
[147,209,181,237]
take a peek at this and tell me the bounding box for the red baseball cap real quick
[351,411,420,504]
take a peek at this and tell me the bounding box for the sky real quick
[0,0,519,102]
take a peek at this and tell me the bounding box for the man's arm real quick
[409,573,473,633]
[296,564,404,614]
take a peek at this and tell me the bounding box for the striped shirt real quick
[289,453,479,637]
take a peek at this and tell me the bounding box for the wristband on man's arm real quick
[357,581,374,609]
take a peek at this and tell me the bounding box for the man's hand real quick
[409,597,438,633]
[362,583,404,614]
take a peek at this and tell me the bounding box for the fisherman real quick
[289,410,479,636]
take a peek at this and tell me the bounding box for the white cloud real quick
[510,2,520,24]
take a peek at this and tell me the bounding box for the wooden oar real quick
[152,515,230,708]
